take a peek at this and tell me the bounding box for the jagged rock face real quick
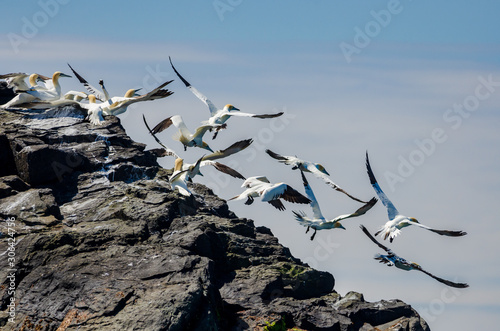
[0,107,430,331]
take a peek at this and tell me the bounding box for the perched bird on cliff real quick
[0,73,50,108]
[67,63,173,115]
[169,157,205,197]
[293,171,377,240]
[80,95,105,126]
[365,152,467,242]
[151,115,218,153]
[21,71,72,102]
[169,56,284,139]
[228,176,311,211]
[0,72,51,92]
[360,225,469,288]
[265,149,368,203]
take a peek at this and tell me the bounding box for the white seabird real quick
[293,171,377,240]
[22,71,72,102]
[360,225,469,288]
[366,152,467,242]
[228,176,311,211]
[0,73,49,108]
[151,115,218,153]
[266,149,368,203]
[169,56,284,139]
[143,114,250,179]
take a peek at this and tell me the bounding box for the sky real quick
[2,1,500,330]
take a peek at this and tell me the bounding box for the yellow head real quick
[334,222,346,230]
[124,88,142,98]
[88,95,96,103]
[315,163,330,176]
[225,104,239,111]
[29,74,39,87]
[174,158,184,172]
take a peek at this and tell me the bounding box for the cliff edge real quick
[0,107,430,330]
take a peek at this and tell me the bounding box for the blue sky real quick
[2,1,500,330]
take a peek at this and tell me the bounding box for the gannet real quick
[67,63,170,115]
[265,149,368,203]
[169,56,284,139]
[360,225,469,288]
[63,91,88,102]
[22,71,72,102]
[103,81,173,116]
[228,176,311,211]
[81,95,105,126]
[151,115,217,152]
[293,171,377,240]
[144,114,250,179]
[169,158,193,197]
[180,138,253,180]
[0,73,49,108]
[0,72,50,92]
[67,63,109,102]
[365,152,467,242]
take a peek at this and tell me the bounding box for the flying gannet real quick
[265,149,368,203]
[103,81,173,116]
[151,115,218,153]
[143,114,250,179]
[360,225,469,288]
[169,56,284,139]
[365,152,467,242]
[293,171,377,240]
[228,176,311,211]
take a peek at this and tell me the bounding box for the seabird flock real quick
[0,59,469,289]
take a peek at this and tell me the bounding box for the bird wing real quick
[192,124,216,140]
[305,162,367,203]
[407,221,467,237]
[169,56,218,116]
[109,80,174,109]
[142,114,179,158]
[152,116,174,134]
[201,160,246,179]
[300,170,324,220]
[262,183,311,204]
[265,149,291,164]
[415,265,469,288]
[224,111,284,119]
[331,197,378,222]
[203,139,253,161]
[267,199,286,211]
[87,107,105,126]
[67,63,107,102]
[0,73,29,90]
[242,176,270,188]
[360,225,394,255]
[366,152,399,220]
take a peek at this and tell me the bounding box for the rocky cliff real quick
[0,107,430,331]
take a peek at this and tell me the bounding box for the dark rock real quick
[0,107,430,330]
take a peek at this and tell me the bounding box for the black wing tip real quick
[365,151,377,185]
[168,56,191,88]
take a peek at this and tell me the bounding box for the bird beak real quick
[133,88,142,96]
[36,76,45,83]
[233,107,240,111]
[324,170,331,176]
[198,171,204,177]
[60,73,72,78]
